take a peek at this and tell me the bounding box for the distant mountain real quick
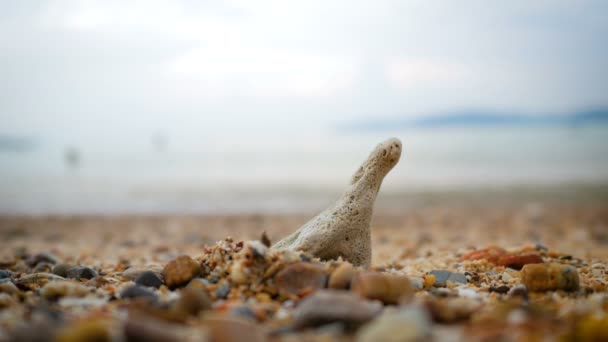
[344,108,608,130]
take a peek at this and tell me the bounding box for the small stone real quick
[462,246,507,263]
[26,252,58,267]
[351,272,414,304]
[162,255,200,288]
[56,320,110,342]
[173,281,212,317]
[134,271,163,288]
[205,315,265,342]
[120,285,157,300]
[496,253,543,270]
[125,313,208,341]
[293,290,382,329]
[507,285,528,301]
[121,265,163,280]
[446,272,467,285]
[426,297,481,323]
[429,270,452,287]
[275,262,327,296]
[0,280,19,295]
[15,272,65,289]
[328,262,355,289]
[52,264,74,278]
[33,262,54,273]
[520,263,579,292]
[41,281,90,300]
[215,283,231,299]
[0,270,12,279]
[356,306,432,342]
[66,266,98,280]
[489,285,510,294]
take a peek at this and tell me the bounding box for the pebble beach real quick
[1,195,607,341]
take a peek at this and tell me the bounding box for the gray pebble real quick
[120,285,157,300]
[215,284,231,299]
[66,266,98,280]
[430,270,452,287]
[0,270,12,279]
[134,271,163,288]
[447,272,467,285]
[26,252,57,267]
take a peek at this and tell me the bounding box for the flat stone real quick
[292,290,382,329]
[357,306,432,342]
[447,272,467,285]
[275,262,327,296]
[430,270,452,287]
[351,272,414,304]
[66,266,98,280]
[134,271,163,288]
[120,285,157,300]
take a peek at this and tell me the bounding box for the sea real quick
[1,125,607,214]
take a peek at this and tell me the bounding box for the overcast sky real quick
[1,0,607,141]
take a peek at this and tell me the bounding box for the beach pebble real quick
[121,265,163,280]
[0,270,12,279]
[328,262,355,289]
[507,285,528,300]
[56,319,110,342]
[351,272,413,304]
[33,262,54,273]
[426,297,481,323]
[215,283,231,299]
[0,293,17,308]
[496,253,543,270]
[205,315,265,342]
[40,281,89,300]
[429,270,467,287]
[0,280,20,295]
[26,252,58,267]
[66,266,98,280]
[521,263,579,291]
[125,314,209,341]
[275,262,327,296]
[135,271,163,288]
[15,272,65,289]
[356,306,432,342]
[52,263,74,278]
[292,290,382,329]
[120,285,157,300]
[162,255,200,288]
[173,282,212,316]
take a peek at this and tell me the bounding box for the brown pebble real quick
[520,263,579,292]
[328,262,355,289]
[275,262,327,297]
[56,319,110,342]
[292,290,382,329]
[205,315,265,342]
[351,272,413,304]
[162,256,200,288]
[173,281,212,317]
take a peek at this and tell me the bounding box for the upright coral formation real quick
[273,138,402,267]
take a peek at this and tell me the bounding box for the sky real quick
[1,0,607,142]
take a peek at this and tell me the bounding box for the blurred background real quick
[1,1,607,214]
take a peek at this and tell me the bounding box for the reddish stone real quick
[496,253,543,270]
[462,246,507,263]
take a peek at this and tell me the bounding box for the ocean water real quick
[1,125,607,214]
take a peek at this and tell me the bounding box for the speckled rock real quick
[328,262,355,289]
[66,266,98,280]
[275,262,327,296]
[162,256,200,288]
[357,306,432,342]
[274,138,402,267]
[293,290,383,329]
[521,263,579,291]
[134,271,163,288]
[351,272,413,304]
